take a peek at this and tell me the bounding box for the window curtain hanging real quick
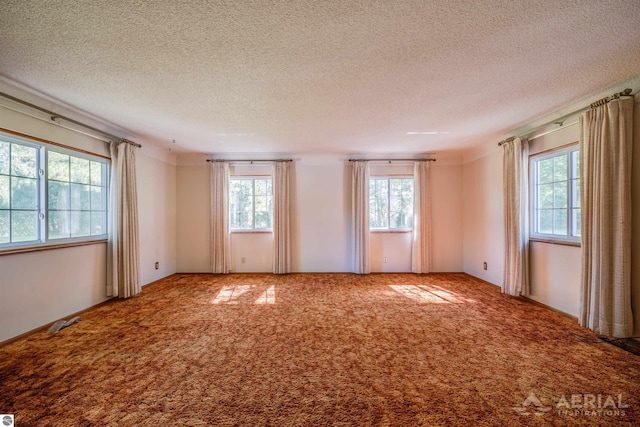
[107,140,141,298]
[272,161,291,274]
[579,97,634,338]
[502,137,529,296]
[210,161,230,274]
[411,160,432,274]
[352,161,370,274]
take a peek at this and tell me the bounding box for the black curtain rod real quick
[497,88,633,147]
[348,158,436,162]
[0,91,142,148]
[206,159,293,163]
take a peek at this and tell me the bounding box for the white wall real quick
[462,149,504,284]
[176,155,464,273]
[0,104,177,342]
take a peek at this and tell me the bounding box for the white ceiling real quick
[1,1,639,159]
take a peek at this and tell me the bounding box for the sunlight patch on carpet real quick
[390,284,473,304]
[254,285,275,305]
[211,285,253,304]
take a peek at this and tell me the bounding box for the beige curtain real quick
[107,141,140,298]
[579,97,634,338]
[502,137,530,296]
[272,161,291,274]
[352,161,370,274]
[210,161,230,274]
[411,160,432,274]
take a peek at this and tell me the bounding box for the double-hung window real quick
[369,177,414,230]
[530,144,580,243]
[0,131,109,250]
[229,176,273,230]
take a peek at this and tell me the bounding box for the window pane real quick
[538,158,554,184]
[11,210,38,242]
[70,183,91,210]
[229,179,253,229]
[572,151,580,179]
[48,151,70,181]
[11,177,38,210]
[49,181,70,210]
[71,211,91,237]
[49,211,70,239]
[553,154,567,181]
[0,175,8,209]
[10,144,37,178]
[90,161,104,186]
[553,209,567,236]
[90,186,106,210]
[70,157,90,184]
[369,179,388,228]
[572,209,581,237]
[538,184,554,209]
[538,210,553,234]
[0,210,8,243]
[572,179,580,208]
[553,182,567,208]
[0,141,9,175]
[91,211,106,235]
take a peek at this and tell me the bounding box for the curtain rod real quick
[497,88,633,146]
[206,159,292,163]
[348,158,436,162]
[0,91,142,148]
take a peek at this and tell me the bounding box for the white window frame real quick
[369,176,414,232]
[229,175,273,231]
[529,143,580,244]
[0,131,109,252]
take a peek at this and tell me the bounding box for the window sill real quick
[370,229,413,233]
[230,229,273,234]
[0,239,108,256]
[529,237,581,247]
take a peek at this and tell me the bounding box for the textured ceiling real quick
[1,0,640,158]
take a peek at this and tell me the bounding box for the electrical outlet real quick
[155,262,159,270]
[241,257,246,263]
[384,257,388,263]
[483,262,487,270]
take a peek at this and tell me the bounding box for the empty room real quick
[1,1,640,425]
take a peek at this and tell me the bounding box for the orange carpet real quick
[1,273,639,426]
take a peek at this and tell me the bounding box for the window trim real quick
[228,175,273,231]
[529,142,581,245]
[369,175,414,231]
[0,130,110,253]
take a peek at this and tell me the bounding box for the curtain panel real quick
[107,141,141,298]
[210,161,230,274]
[579,97,634,337]
[272,161,291,274]
[352,161,370,274]
[502,137,530,296]
[411,160,432,274]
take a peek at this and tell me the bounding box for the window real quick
[530,144,580,243]
[229,177,272,230]
[0,132,109,249]
[369,177,414,230]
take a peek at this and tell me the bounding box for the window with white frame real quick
[530,144,580,243]
[229,177,273,230]
[0,132,109,249]
[369,177,414,230]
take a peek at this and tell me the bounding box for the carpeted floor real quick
[1,273,639,426]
